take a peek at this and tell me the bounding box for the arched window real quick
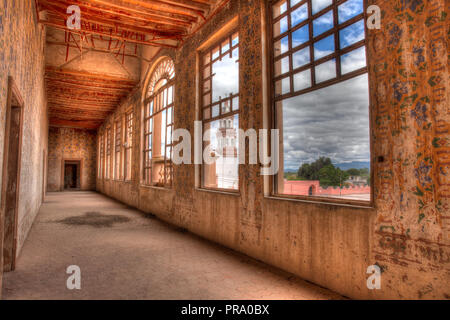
[143,57,175,187]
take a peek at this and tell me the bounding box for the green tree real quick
[319,165,349,187]
[346,168,360,176]
[298,157,332,180]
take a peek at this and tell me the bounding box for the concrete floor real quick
[2,192,343,300]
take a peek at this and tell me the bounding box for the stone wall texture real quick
[96,0,449,299]
[47,127,97,192]
[0,0,48,294]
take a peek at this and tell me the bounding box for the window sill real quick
[265,194,374,209]
[195,188,240,197]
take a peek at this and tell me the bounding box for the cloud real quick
[338,0,364,23]
[211,51,239,102]
[312,0,333,14]
[280,73,371,170]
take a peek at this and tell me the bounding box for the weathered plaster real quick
[0,0,48,294]
[47,127,97,192]
[97,0,449,299]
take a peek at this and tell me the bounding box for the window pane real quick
[212,46,220,60]
[314,34,335,60]
[273,0,287,19]
[222,40,230,54]
[313,10,333,37]
[232,32,239,46]
[232,47,239,60]
[232,96,239,111]
[221,99,231,114]
[312,0,332,14]
[212,52,239,103]
[203,115,239,190]
[292,24,309,48]
[274,16,288,37]
[338,0,364,24]
[168,86,173,104]
[341,46,366,74]
[275,56,290,76]
[212,105,220,118]
[293,69,312,91]
[274,36,289,57]
[315,59,336,83]
[339,19,365,49]
[275,76,291,96]
[277,74,371,201]
[291,3,308,28]
[292,46,310,69]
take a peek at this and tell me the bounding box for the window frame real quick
[199,28,241,193]
[98,132,104,180]
[267,0,374,207]
[105,127,112,180]
[141,58,175,188]
[114,117,123,181]
[124,109,134,182]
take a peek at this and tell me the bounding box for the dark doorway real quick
[1,77,24,272]
[63,160,81,190]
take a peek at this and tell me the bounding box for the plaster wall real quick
[47,127,97,192]
[0,0,48,294]
[97,0,449,299]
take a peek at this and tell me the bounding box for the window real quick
[124,110,133,181]
[143,58,175,187]
[201,30,240,191]
[105,127,111,180]
[271,0,371,202]
[114,119,122,180]
[98,133,104,179]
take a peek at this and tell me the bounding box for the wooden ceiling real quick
[37,0,224,129]
[45,67,137,129]
[36,0,220,48]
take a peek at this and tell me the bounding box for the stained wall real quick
[47,127,97,192]
[97,0,449,299]
[0,0,48,294]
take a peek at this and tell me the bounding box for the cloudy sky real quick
[281,73,370,171]
[274,0,369,171]
[204,0,369,171]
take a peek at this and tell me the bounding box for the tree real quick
[346,168,361,176]
[319,165,349,187]
[298,157,333,180]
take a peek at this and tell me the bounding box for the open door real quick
[62,159,82,191]
[1,77,24,272]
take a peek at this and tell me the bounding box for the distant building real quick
[345,176,368,187]
[215,117,238,189]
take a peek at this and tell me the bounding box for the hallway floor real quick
[2,192,343,300]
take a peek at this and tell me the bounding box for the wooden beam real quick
[40,20,180,48]
[41,0,193,28]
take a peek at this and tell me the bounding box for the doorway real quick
[62,159,82,190]
[1,77,24,272]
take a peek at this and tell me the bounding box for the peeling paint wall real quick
[0,0,48,294]
[97,0,449,299]
[47,127,97,192]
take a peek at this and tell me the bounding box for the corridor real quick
[2,192,342,300]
